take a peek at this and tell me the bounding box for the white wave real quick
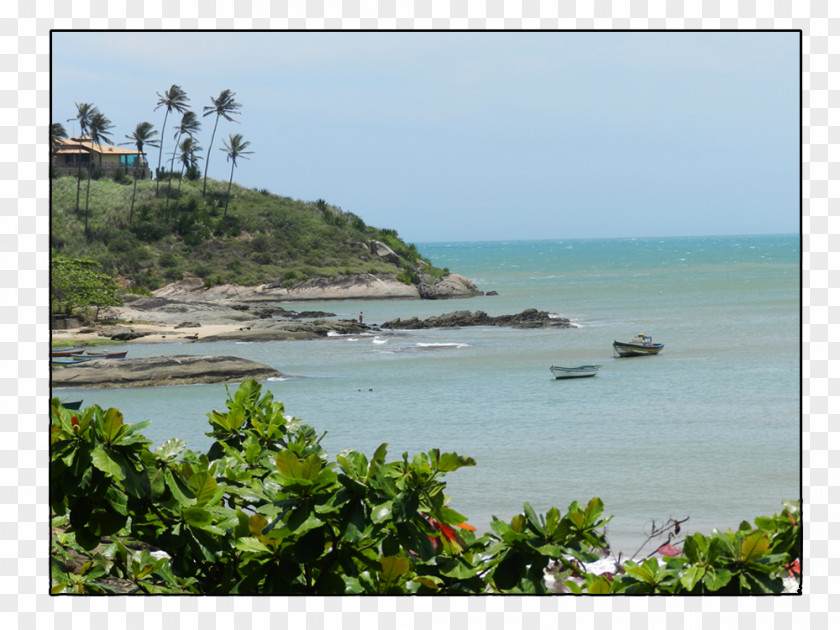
[372,337,388,345]
[415,342,470,349]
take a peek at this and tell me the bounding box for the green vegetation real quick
[51,256,123,319]
[54,86,444,297]
[50,380,801,595]
[50,175,442,293]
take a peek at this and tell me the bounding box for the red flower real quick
[786,559,801,578]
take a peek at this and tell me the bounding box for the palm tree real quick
[50,122,67,175]
[154,84,189,195]
[220,133,253,217]
[166,110,201,205]
[202,89,241,196]
[68,102,97,213]
[83,111,114,238]
[176,136,202,195]
[122,122,160,224]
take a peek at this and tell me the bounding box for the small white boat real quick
[550,364,602,379]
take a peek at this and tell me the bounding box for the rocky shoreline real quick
[51,355,283,389]
[152,271,483,303]
[52,272,575,388]
[382,308,574,330]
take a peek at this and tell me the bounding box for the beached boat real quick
[51,346,85,357]
[83,350,128,359]
[51,357,93,366]
[613,334,664,357]
[550,364,602,379]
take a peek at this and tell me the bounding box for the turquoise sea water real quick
[58,234,800,557]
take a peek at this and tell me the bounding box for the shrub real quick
[162,267,182,282]
[158,252,179,268]
[252,252,273,265]
[49,381,801,596]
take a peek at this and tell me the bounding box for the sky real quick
[51,31,800,244]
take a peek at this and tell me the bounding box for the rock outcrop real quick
[198,318,369,342]
[261,274,419,301]
[147,270,482,303]
[51,355,283,389]
[418,273,483,299]
[381,309,573,330]
[368,240,401,265]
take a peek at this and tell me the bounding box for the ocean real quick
[57,234,801,557]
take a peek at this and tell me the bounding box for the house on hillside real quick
[52,137,153,179]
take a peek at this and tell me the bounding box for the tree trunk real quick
[75,161,82,214]
[165,131,183,209]
[224,165,234,217]
[155,110,169,196]
[129,170,138,224]
[202,115,220,196]
[84,162,93,237]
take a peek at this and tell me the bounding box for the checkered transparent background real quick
[7,1,835,627]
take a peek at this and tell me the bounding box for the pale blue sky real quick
[52,31,799,243]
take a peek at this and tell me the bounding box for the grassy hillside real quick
[51,175,447,292]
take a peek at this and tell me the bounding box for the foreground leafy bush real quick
[50,380,800,595]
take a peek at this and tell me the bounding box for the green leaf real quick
[623,558,661,585]
[188,472,220,507]
[707,535,732,564]
[234,537,271,554]
[493,549,524,590]
[682,533,707,563]
[164,469,195,506]
[371,443,388,462]
[544,507,560,536]
[299,453,323,481]
[413,575,444,591]
[155,438,186,462]
[436,452,476,472]
[740,532,770,564]
[209,408,245,433]
[233,508,250,538]
[182,507,213,528]
[392,490,419,522]
[523,503,544,534]
[88,506,127,536]
[438,506,469,527]
[530,542,568,558]
[275,450,303,479]
[249,514,269,536]
[379,556,410,585]
[371,501,393,524]
[702,567,733,591]
[587,575,612,594]
[90,443,125,481]
[680,565,706,591]
[336,450,368,479]
[583,497,604,526]
[338,474,368,497]
[100,408,124,443]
